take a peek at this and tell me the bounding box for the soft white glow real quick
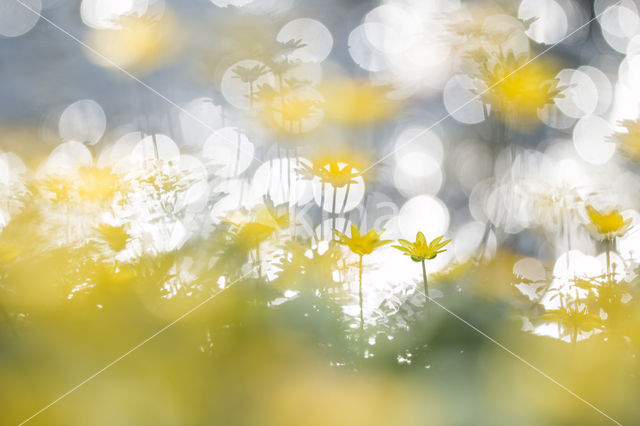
[363,4,421,55]
[513,257,546,301]
[443,74,485,124]
[538,103,576,130]
[454,221,496,263]
[572,116,616,165]
[277,18,333,63]
[210,179,252,222]
[554,69,598,119]
[0,0,41,37]
[393,152,442,197]
[481,14,530,58]
[178,98,223,148]
[393,126,444,165]
[81,0,150,30]
[597,0,640,53]
[59,99,107,145]
[131,134,180,164]
[202,127,254,178]
[348,24,388,72]
[100,131,143,170]
[250,157,314,206]
[38,141,93,177]
[209,0,253,7]
[397,195,449,241]
[518,0,568,45]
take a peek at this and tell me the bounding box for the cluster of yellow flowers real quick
[334,224,450,329]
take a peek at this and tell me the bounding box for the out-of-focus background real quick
[2,0,640,424]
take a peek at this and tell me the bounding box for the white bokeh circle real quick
[397,194,449,241]
[202,127,254,178]
[276,18,333,63]
[59,99,107,145]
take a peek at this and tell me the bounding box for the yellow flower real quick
[393,232,450,262]
[334,224,389,334]
[333,224,389,257]
[259,89,323,136]
[229,204,289,250]
[275,96,321,127]
[475,52,563,127]
[541,304,602,342]
[298,148,375,186]
[320,79,400,125]
[300,161,359,188]
[585,205,630,239]
[41,176,72,203]
[94,223,130,252]
[85,11,178,72]
[78,167,120,202]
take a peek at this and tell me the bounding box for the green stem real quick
[605,239,611,282]
[292,149,298,239]
[421,259,430,313]
[256,244,262,279]
[331,186,337,240]
[319,182,325,239]
[339,183,351,215]
[359,255,364,334]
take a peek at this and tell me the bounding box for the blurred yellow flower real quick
[334,224,389,257]
[40,176,72,203]
[299,148,375,186]
[276,96,321,128]
[476,52,563,127]
[585,205,630,239]
[94,223,130,252]
[258,85,324,136]
[320,79,399,126]
[300,161,359,189]
[541,303,602,343]
[86,12,178,72]
[228,204,288,250]
[78,167,120,202]
[393,232,450,262]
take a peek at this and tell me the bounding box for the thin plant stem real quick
[358,255,364,335]
[339,183,351,215]
[235,130,243,207]
[320,182,325,239]
[278,74,285,127]
[331,186,337,239]
[292,148,298,239]
[605,239,612,282]
[287,152,292,204]
[256,245,262,279]
[421,259,430,314]
[572,289,579,346]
